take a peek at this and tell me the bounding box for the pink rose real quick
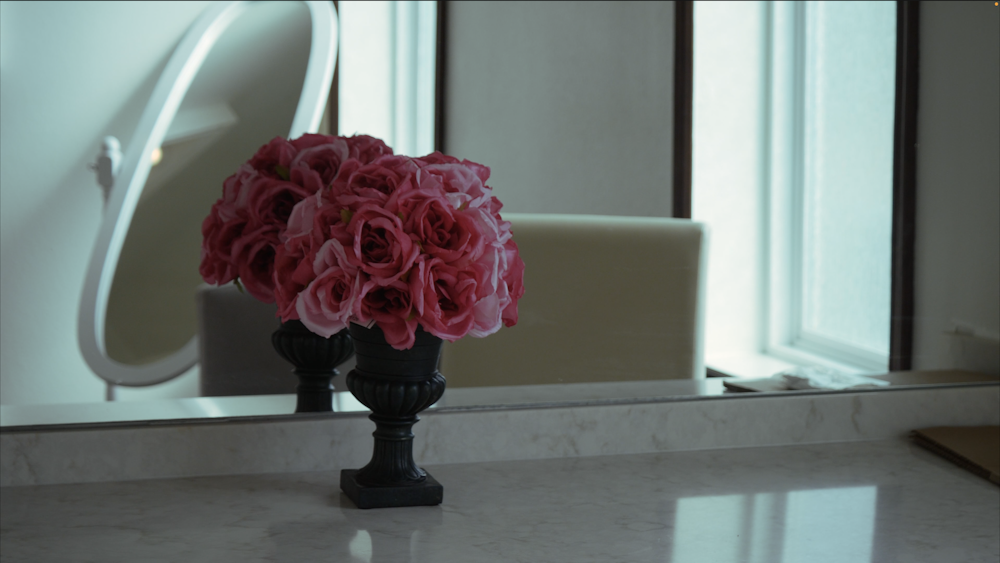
[418,161,493,210]
[337,155,420,212]
[274,193,355,320]
[416,258,484,341]
[290,138,350,186]
[356,277,420,349]
[345,134,394,163]
[296,239,362,337]
[392,187,487,265]
[344,204,419,285]
[245,176,314,231]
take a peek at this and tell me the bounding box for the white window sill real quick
[709,347,877,379]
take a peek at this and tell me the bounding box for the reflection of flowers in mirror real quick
[199,134,526,351]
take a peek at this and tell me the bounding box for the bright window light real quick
[693,1,896,376]
[337,1,436,156]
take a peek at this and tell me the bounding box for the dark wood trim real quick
[889,1,919,371]
[434,1,448,153]
[328,0,339,135]
[672,1,694,219]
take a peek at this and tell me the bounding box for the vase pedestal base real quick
[340,470,443,509]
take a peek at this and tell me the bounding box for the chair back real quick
[440,213,708,387]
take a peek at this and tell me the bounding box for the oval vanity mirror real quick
[78,1,337,390]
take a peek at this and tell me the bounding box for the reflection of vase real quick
[271,320,354,413]
[341,323,446,509]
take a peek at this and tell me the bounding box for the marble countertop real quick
[2,438,998,563]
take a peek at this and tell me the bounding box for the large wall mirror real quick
[2,1,997,430]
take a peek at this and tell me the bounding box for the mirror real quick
[1,1,996,430]
[105,2,312,367]
[77,0,337,387]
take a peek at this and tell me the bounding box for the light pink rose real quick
[296,239,362,337]
[416,152,491,185]
[417,162,493,211]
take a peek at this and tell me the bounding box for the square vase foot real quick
[340,469,443,509]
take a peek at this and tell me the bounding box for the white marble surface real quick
[2,384,998,487]
[2,439,998,562]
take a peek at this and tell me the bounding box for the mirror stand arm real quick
[87,136,122,206]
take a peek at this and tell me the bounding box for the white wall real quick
[445,1,675,217]
[0,2,211,405]
[913,1,1000,374]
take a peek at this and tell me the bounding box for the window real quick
[337,0,438,156]
[693,1,897,376]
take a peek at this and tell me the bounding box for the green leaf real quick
[234,278,245,294]
[340,208,353,224]
[275,165,290,180]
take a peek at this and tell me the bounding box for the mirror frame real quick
[78,0,338,388]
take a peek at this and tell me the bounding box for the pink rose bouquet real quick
[200,134,525,350]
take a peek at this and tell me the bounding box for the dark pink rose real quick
[500,237,525,327]
[296,239,362,337]
[246,176,314,231]
[199,207,247,285]
[249,137,297,180]
[344,204,419,285]
[231,226,280,303]
[273,249,308,321]
[290,133,337,151]
[345,135,394,163]
[357,278,420,350]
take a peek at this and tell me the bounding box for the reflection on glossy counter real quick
[2,439,997,562]
[2,371,997,429]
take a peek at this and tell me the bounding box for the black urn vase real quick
[271,320,354,413]
[340,322,447,509]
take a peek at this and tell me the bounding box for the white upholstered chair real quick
[197,283,359,397]
[439,213,708,387]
